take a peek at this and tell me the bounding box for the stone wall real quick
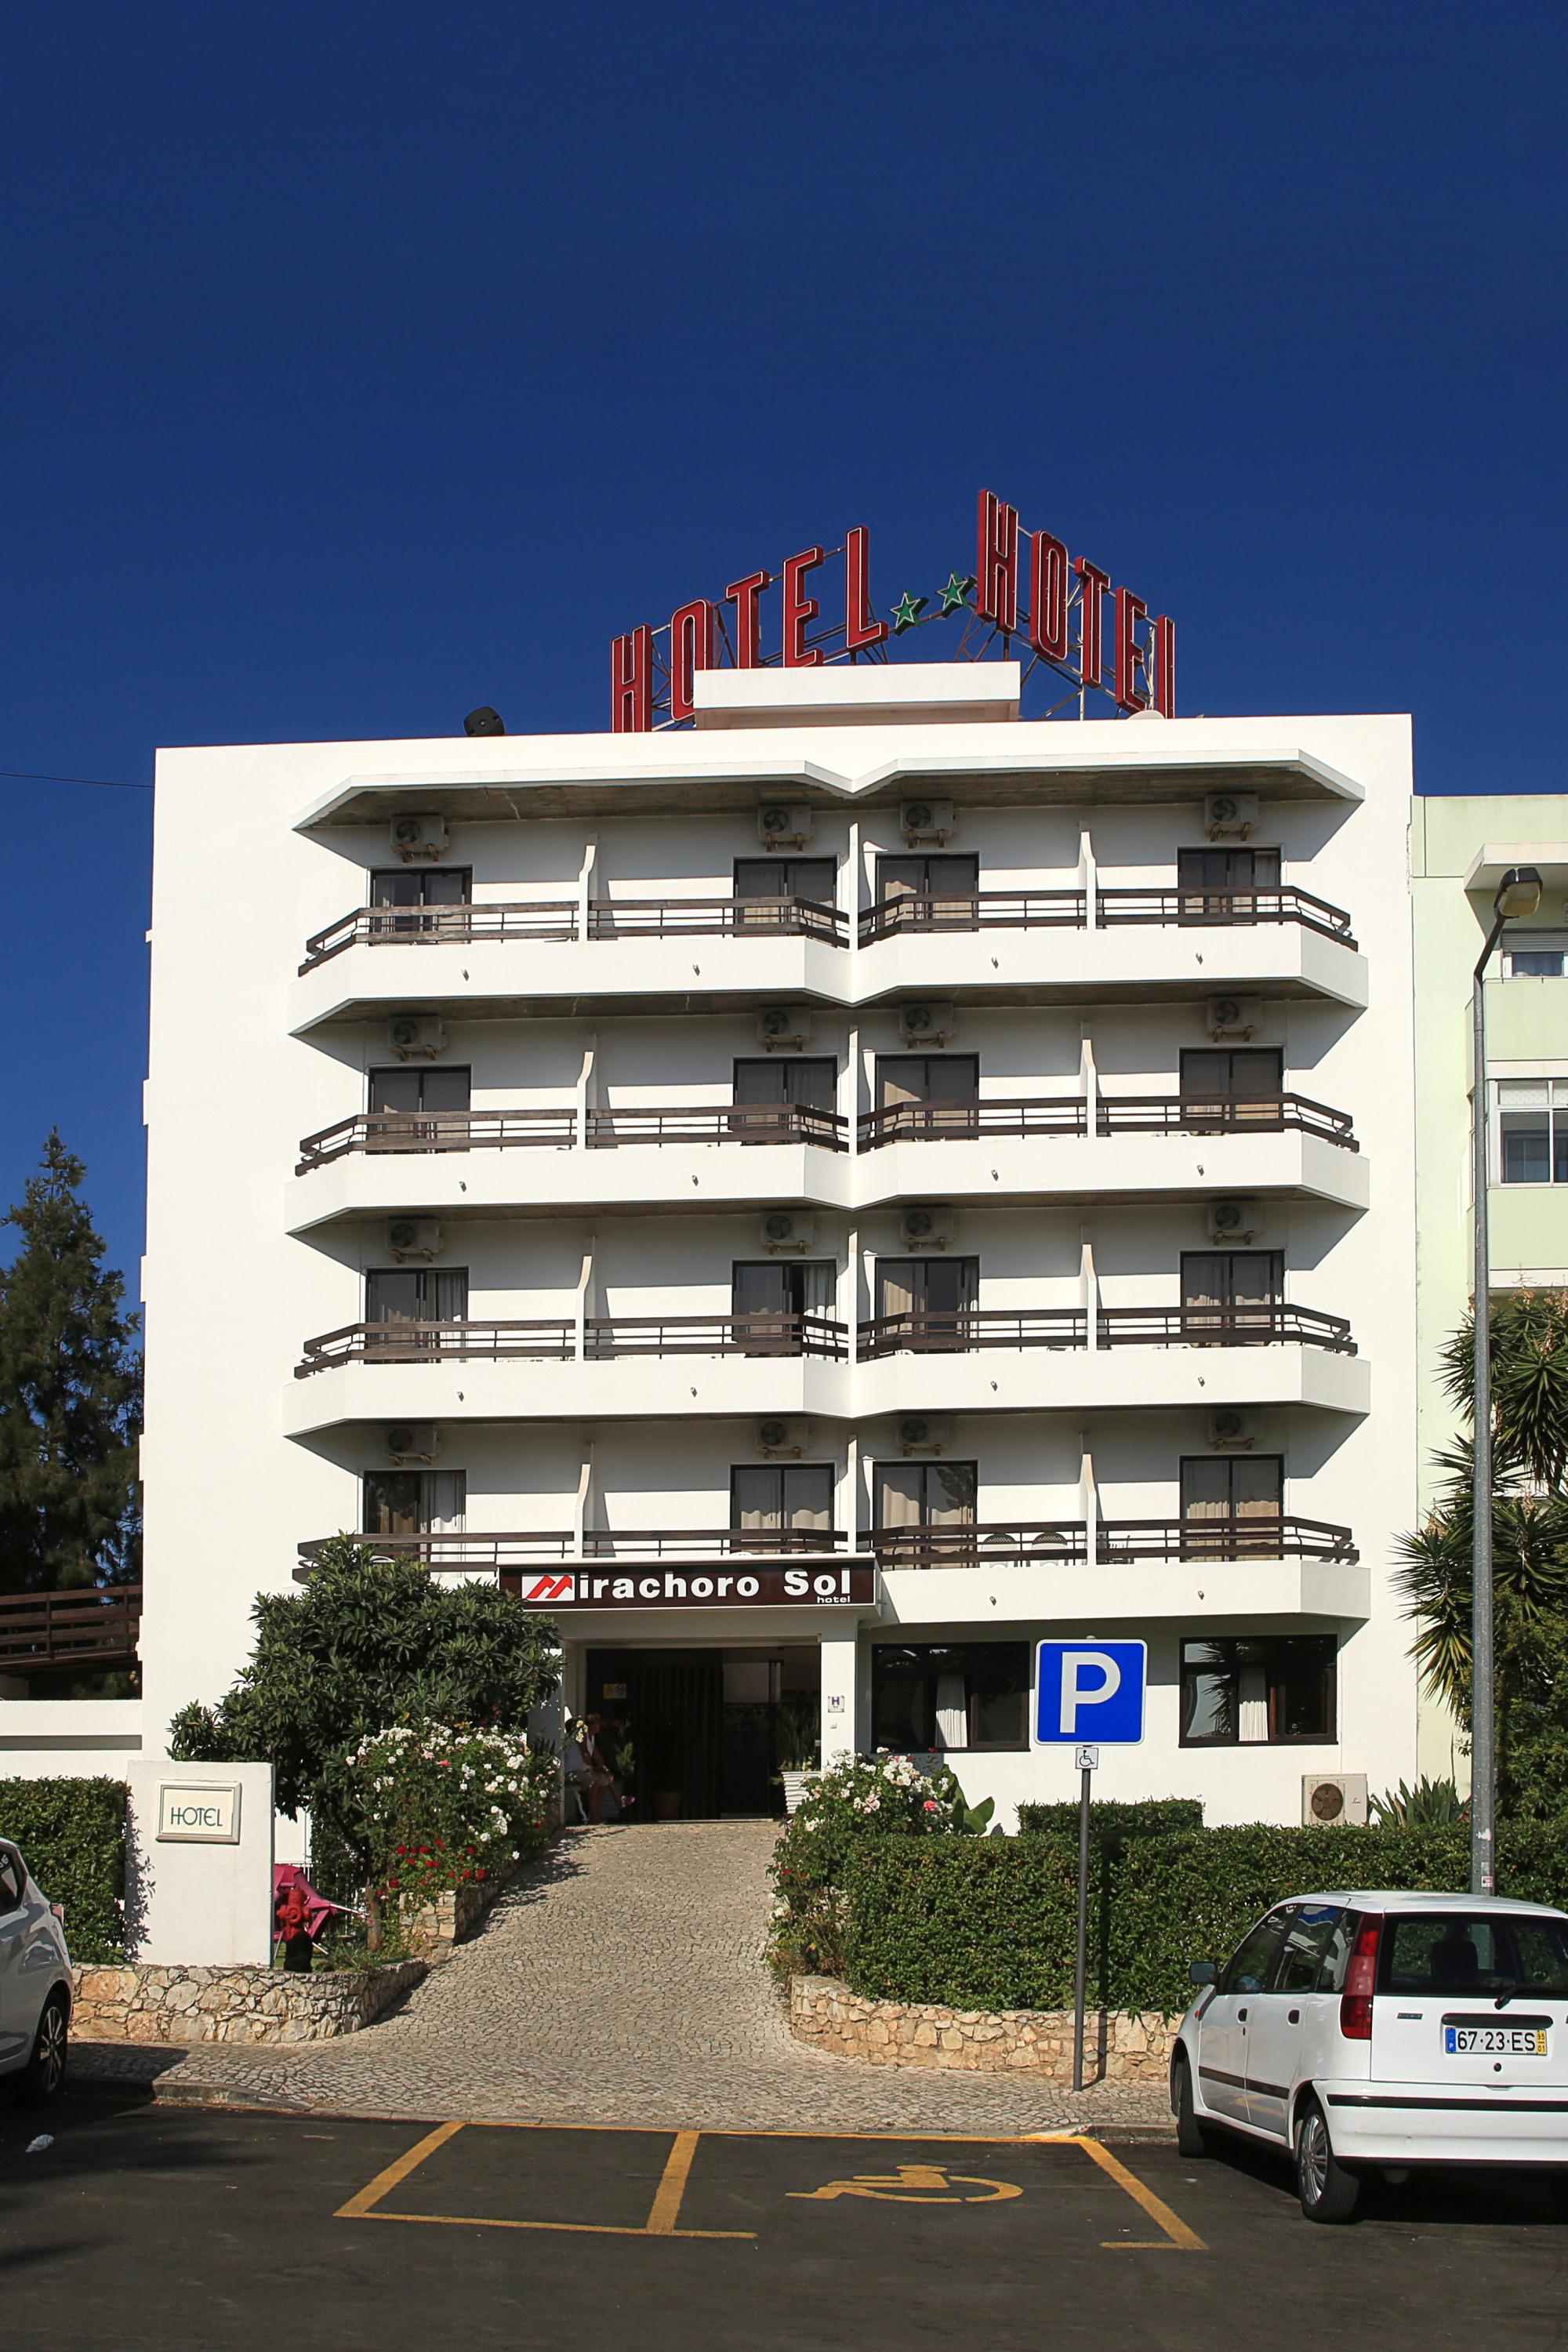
[789,1974,1177,2085]
[71,1959,426,2045]
[401,1869,500,1956]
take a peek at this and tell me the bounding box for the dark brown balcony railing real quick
[583,1312,847,1360]
[586,895,846,944]
[299,1527,848,1573]
[301,902,577,968]
[856,1303,1352,1358]
[1096,884,1357,947]
[859,890,1085,943]
[0,1585,142,1673]
[296,1319,575,1374]
[1097,1092,1358,1149]
[858,1098,1087,1148]
[297,1108,578,1171]
[584,1104,847,1149]
[872,1515,1357,1568]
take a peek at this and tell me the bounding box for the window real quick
[361,1469,466,1536]
[1179,1049,1284,1123]
[1220,1910,1290,1994]
[732,1058,837,1115]
[1501,932,1568,979]
[876,1056,980,1136]
[364,1267,469,1356]
[1180,1251,1283,1334]
[872,1642,1029,1752]
[0,1846,25,1914]
[733,857,837,909]
[1180,1635,1338,1744]
[730,1464,834,1541]
[1272,1904,1343,1994]
[1379,1913,1568,1998]
[368,868,472,938]
[875,1256,979,1348]
[1494,1080,1568,1184]
[730,1260,837,1352]
[873,1459,978,1563]
[874,854,981,927]
[366,1067,473,1151]
[1179,1454,1283,1555]
[1177,846,1281,909]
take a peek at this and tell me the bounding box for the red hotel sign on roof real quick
[504,1566,877,1610]
[610,491,1175,731]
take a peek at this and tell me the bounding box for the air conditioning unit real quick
[387,1014,445,1060]
[900,797,955,845]
[387,1218,443,1262]
[757,1417,811,1458]
[1301,1773,1368,1828]
[384,1423,441,1465]
[898,1414,953,1454]
[900,1203,954,1250]
[900,1000,956,1046]
[760,1209,815,1254]
[1205,995,1263,1041]
[1208,1409,1254,1449]
[757,802,814,848]
[1207,1197,1260,1245]
[390,812,449,861]
[1202,792,1259,840]
[757,1004,815,1051]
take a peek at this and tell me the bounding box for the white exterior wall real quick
[130,684,1419,1830]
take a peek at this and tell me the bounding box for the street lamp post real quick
[1470,864,1543,1896]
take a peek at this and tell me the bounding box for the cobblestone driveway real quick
[74,1822,1170,2133]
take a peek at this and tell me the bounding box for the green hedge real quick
[840,1822,1568,2017]
[1015,1798,1203,1853]
[0,1777,126,1962]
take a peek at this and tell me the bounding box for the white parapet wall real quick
[0,1700,143,1778]
[126,1759,276,1966]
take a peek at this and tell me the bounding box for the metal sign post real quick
[1073,1744,1099,2092]
[1033,1640,1148,2096]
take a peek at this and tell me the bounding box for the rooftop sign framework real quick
[610,490,1175,731]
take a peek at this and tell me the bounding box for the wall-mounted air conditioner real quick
[384,1423,441,1465]
[760,1210,815,1254]
[899,1203,954,1250]
[1207,1197,1261,1245]
[897,1414,953,1454]
[900,1000,956,1046]
[757,1004,815,1051]
[757,802,814,849]
[387,1014,445,1061]
[1301,1773,1368,1828]
[757,1417,811,1458]
[1202,792,1259,840]
[1208,1409,1254,1450]
[1205,995,1263,1041]
[390,813,449,862]
[900,797,955,845]
[387,1218,443,1262]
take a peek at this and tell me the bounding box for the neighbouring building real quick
[85,659,1414,1832]
[1411,795,1568,1785]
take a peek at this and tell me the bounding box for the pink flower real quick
[923,1799,939,1812]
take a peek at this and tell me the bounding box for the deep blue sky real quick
[4,1,1564,1294]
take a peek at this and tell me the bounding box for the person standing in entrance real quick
[580,1714,615,1824]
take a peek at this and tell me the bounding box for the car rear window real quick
[1380,1912,1568,1998]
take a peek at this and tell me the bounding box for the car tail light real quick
[1339,1913,1382,2039]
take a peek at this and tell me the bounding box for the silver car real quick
[0,1838,72,2103]
[1172,1889,1568,2222]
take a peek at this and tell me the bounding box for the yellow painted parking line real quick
[334,2120,466,2219]
[645,2129,701,2233]
[336,2120,753,2241]
[1065,2135,1207,2251]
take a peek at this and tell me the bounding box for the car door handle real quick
[1237,2007,1248,2023]
[1288,2009,1301,2024]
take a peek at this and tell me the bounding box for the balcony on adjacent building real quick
[0,1586,142,1677]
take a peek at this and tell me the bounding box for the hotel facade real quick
[81,661,1410,1831]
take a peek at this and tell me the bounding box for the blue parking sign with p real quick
[1035,1639,1147,1744]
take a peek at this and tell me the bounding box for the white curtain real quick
[425,1470,466,1532]
[935,1671,968,1749]
[1238,1663,1269,1743]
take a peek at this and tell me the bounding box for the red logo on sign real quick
[522,1573,575,1603]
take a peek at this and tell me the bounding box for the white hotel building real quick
[128,665,1419,1829]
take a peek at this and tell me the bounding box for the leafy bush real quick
[348,1720,554,1922]
[1369,1775,1465,1829]
[0,1777,125,1962]
[837,1820,1568,2016]
[768,1750,978,1976]
[1014,1797,1203,1854]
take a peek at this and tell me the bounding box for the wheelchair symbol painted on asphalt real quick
[788,2163,1022,2204]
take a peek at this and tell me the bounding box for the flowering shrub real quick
[768,1750,975,1977]
[347,1720,554,1921]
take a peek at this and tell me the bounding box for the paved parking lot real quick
[5,2093,1568,2352]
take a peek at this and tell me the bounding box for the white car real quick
[1171,1889,1568,2221]
[0,1838,72,2103]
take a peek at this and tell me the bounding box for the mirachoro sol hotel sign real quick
[610,489,1176,731]
[510,1566,877,1610]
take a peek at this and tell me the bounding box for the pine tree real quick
[0,1131,141,1594]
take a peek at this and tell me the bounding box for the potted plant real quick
[775,1697,821,1814]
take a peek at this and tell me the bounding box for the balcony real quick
[0,1586,142,1677]
[857,1091,1357,1152]
[294,1311,849,1376]
[868,1515,1357,1567]
[299,1527,849,1572]
[289,878,1367,1029]
[856,1304,1355,1359]
[296,1102,846,1172]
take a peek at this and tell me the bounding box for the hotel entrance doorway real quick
[583,1646,820,1820]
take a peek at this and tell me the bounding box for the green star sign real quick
[938,571,975,615]
[890,589,929,633]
